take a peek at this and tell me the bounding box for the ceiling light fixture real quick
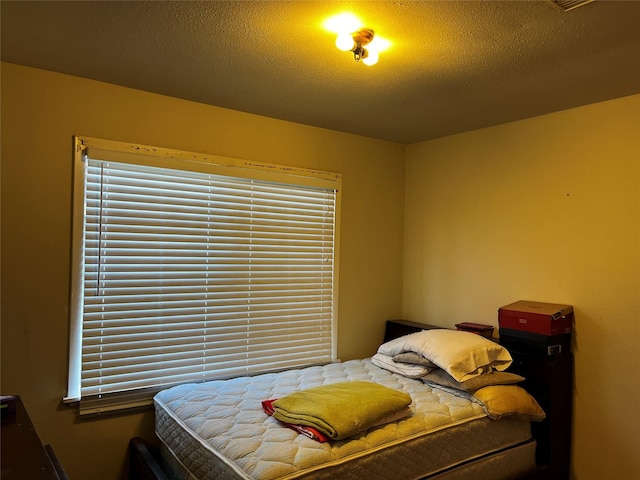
[335,28,379,66]
[324,13,390,67]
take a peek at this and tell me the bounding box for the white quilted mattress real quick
[154,359,533,480]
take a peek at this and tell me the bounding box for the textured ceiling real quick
[2,1,639,144]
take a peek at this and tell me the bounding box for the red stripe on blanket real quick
[262,399,329,443]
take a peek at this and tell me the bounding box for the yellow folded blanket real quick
[271,381,412,440]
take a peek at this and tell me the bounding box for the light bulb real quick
[362,49,379,66]
[335,33,356,52]
[324,13,362,34]
[367,36,391,53]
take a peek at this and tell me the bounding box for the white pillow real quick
[378,329,512,382]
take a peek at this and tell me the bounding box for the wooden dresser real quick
[1,396,68,480]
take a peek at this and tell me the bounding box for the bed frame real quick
[129,437,169,480]
[129,319,570,480]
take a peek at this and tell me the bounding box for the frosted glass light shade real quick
[363,50,379,66]
[335,33,356,51]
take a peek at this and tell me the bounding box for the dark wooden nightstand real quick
[505,350,573,480]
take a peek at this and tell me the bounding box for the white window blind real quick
[67,137,340,414]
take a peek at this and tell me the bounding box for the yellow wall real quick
[403,94,640,479]
[0,63,406,480]
[2,62,639,480]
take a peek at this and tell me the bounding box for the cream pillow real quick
[378,329,512,382]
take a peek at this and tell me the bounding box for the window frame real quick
[66,136,341,413]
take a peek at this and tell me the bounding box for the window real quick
[66,137,340,414]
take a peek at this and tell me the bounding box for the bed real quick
[132,325,547,480]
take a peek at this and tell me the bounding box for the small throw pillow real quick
[474,385,546,421]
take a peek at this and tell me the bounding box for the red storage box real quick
[498,300,573,336]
